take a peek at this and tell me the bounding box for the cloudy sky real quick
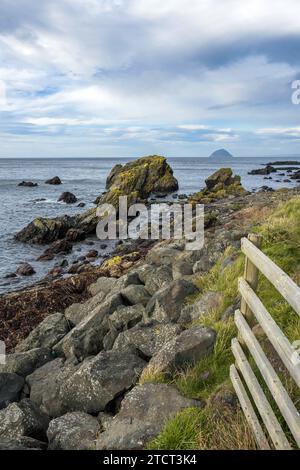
[1,0,300,158]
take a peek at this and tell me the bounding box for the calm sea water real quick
[0,156,299,294]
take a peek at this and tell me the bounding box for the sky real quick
[1,0,300,158]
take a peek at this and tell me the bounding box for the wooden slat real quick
[240,234,262,327]
[230,363,271,450]
[238,277,300,388]
[232,339,291,450]
[235,309,300,447]
[241,237,300,318]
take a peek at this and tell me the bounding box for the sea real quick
[0,156,299,294]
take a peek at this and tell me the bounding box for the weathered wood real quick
[230,363,271,450]
[241,237,300,318]
[232,339,291,450]
[238,277,300,388]
[235,309,300,447]
[240,233,262,327]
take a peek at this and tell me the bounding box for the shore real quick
[0,156,300,450]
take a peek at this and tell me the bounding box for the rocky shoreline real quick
[0,155,299,450]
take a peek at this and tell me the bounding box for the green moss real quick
[102,256,122,268]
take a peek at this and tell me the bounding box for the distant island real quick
[209,148,233,159]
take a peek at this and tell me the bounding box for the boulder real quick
[248,165,276,175]
[59,350,146,414]
[53,294,123,361]
[145,246,182,267]
[58,192,77,204]
[15,313,69,352]
[138,265,173,295]
[27,358,76,418]
[205,168,240,190]
[0,348,53,377]
[121,285,151,307]
[0,399,49,440]
[66,228,86,242]
[45,176,62,185]
[87,276,118,297]
[86,250,98,258]
[98,156,178,209]
[18,181,38,187]
[179,291,223,323]
[16,263,35,276]
[145,326,216,375]
[47,412,101,450]
[146,279,198,323]
[64,290,107,326]
[109,304,144,331]
[96,383,203,450]
[0,373,24,409]
[0,436,47,450]
[37,239,73,261]
[15,215,74,244]
[113,322,182,359]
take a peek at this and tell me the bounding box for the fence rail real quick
[230,234,300,450]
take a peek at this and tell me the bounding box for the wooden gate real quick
[230,234,300,450]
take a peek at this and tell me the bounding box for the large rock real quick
[16,263,35,276]
[0,348,53,377]
[26,358,76,418]
[0,373,24,409]
[113,322,182,359]
[87,276,118,297]
[58,192,77,204]
[59,351,146,414]
[37,239,73,260]
[96,383,203,450]
[179,291,223,324]
[145,326,216,375]
[98,156,178,208]
[146,279,198,323]
[45,176,62,185]
[121,285,151,306]
[64,290,107,326]
[15,313,69,352]
[145,246,182,267]
[139,265,173,295]
[47,412,101,450]
[0,399,49,440]
[109,304,144,331]
[54,294,123,361]
[205,168,240,190]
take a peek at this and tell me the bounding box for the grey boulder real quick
[0,348,53,377]
[0,399,49,440]
[179,291,223,323]
[15,313,69,352]
[0,373,24,409]
[47,412,101,450]
[59,350,146,414]
[145,326,216,375]
[121,285,151,306]
[96,383,203,450]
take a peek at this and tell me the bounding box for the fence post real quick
[239,233,262,329]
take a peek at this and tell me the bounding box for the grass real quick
[148,195,300,450]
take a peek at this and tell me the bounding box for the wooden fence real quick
[230,234,300,450]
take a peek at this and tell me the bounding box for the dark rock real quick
[96,383,203,450]
[16,263,35,276]
[0,399,49,440]
[58,192,77,204]
[248,165,276,175]
[77,202,86,208]
[15,313,69,352]
[59,350,146,414]
[45,176,62,185]
[18,181,38,187]
[121,285,151,306]
[4,272,17,279]
[66,228,86,242]
[47,412,101,450]
[86,250,98,258]
[291,170,300,180]
[0,373,24,409]
[0,348,53,377]
[100,244,108,249]
[145,326,216,375]
[146,279,198,323]
[26,358,76,418]
[37,239,73,261]
[109,304,144,332]
[205,168,240,189]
